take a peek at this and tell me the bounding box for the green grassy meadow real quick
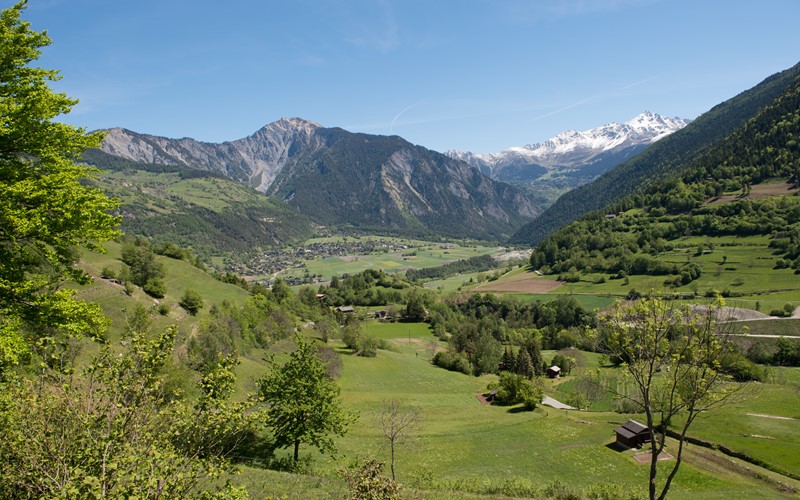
[78,241,250,342]
[475,234,800,315]
[227,322,800,498]
[287,239,501,281]
[75,243,800,498]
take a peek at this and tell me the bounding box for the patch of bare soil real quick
[475,273,564,294]
[705,182,798,205]
[633,450,673,464]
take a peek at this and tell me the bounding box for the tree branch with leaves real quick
[0,1,120,373]
[601,296,745,500]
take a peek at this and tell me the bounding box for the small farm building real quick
[546,366,561,378]
[614,420,651,449]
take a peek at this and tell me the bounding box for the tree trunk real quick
[294,440,299,463]
[390,439,396,481]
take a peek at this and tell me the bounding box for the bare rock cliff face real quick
[101,117,325,189]
[98,118,540,240]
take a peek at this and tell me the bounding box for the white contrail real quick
[530,73,667,122]
[390,99,426,133]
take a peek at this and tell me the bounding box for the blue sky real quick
[16,0,800,153]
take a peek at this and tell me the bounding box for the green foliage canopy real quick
[0,2,120,371]
[258,335,354,463]
[180,289,205,316]
[601,297,742,500]
[0,324,252,498]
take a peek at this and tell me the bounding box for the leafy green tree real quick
[489,372,543,410]
[258,335,354,463]
[0,325,251,498]
[0,2,120,372]
[551,354,576,375]
[180,289,204,316]
[602,297,743,500]
[143,277,167,298]
[120,242,165,290]
[404,291,427,321]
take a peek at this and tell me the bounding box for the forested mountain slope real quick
[264,127,539,240]
[511,61,800,245]
[529,71,800,280]
[83,150,312,257]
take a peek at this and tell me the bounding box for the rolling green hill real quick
[511,60,800,245]
[83,150,312,258]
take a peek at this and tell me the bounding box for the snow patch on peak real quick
[512,112,688,163]
[447,112,689,175]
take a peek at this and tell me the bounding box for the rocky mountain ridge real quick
[94,119,539,241]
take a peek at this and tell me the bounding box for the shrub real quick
[721,352,766,382]
[143,278,166,298]
[490,372,543,410]
[433,351,473,375]
[357,334,379,357]
[100,266,117,279]
[341,460,400,500]
[158,304,170,316]
[179,289,204,315]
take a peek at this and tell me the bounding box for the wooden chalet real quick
[546,366,561,379]
[337,305,355,314]
[613,420,651,449]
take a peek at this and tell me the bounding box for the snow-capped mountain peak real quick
[446,112,689,195]
[520,112,688,159]
[448,112,689,171]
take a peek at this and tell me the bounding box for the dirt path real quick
[746,413,800,421]
[542,395,575,410]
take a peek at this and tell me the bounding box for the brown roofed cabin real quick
[614,420,651,449]
[546,366,561,379]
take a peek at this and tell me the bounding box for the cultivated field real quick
[706,182,798,205]
[473,270,564,293]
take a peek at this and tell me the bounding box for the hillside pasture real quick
[258,323,800,499]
